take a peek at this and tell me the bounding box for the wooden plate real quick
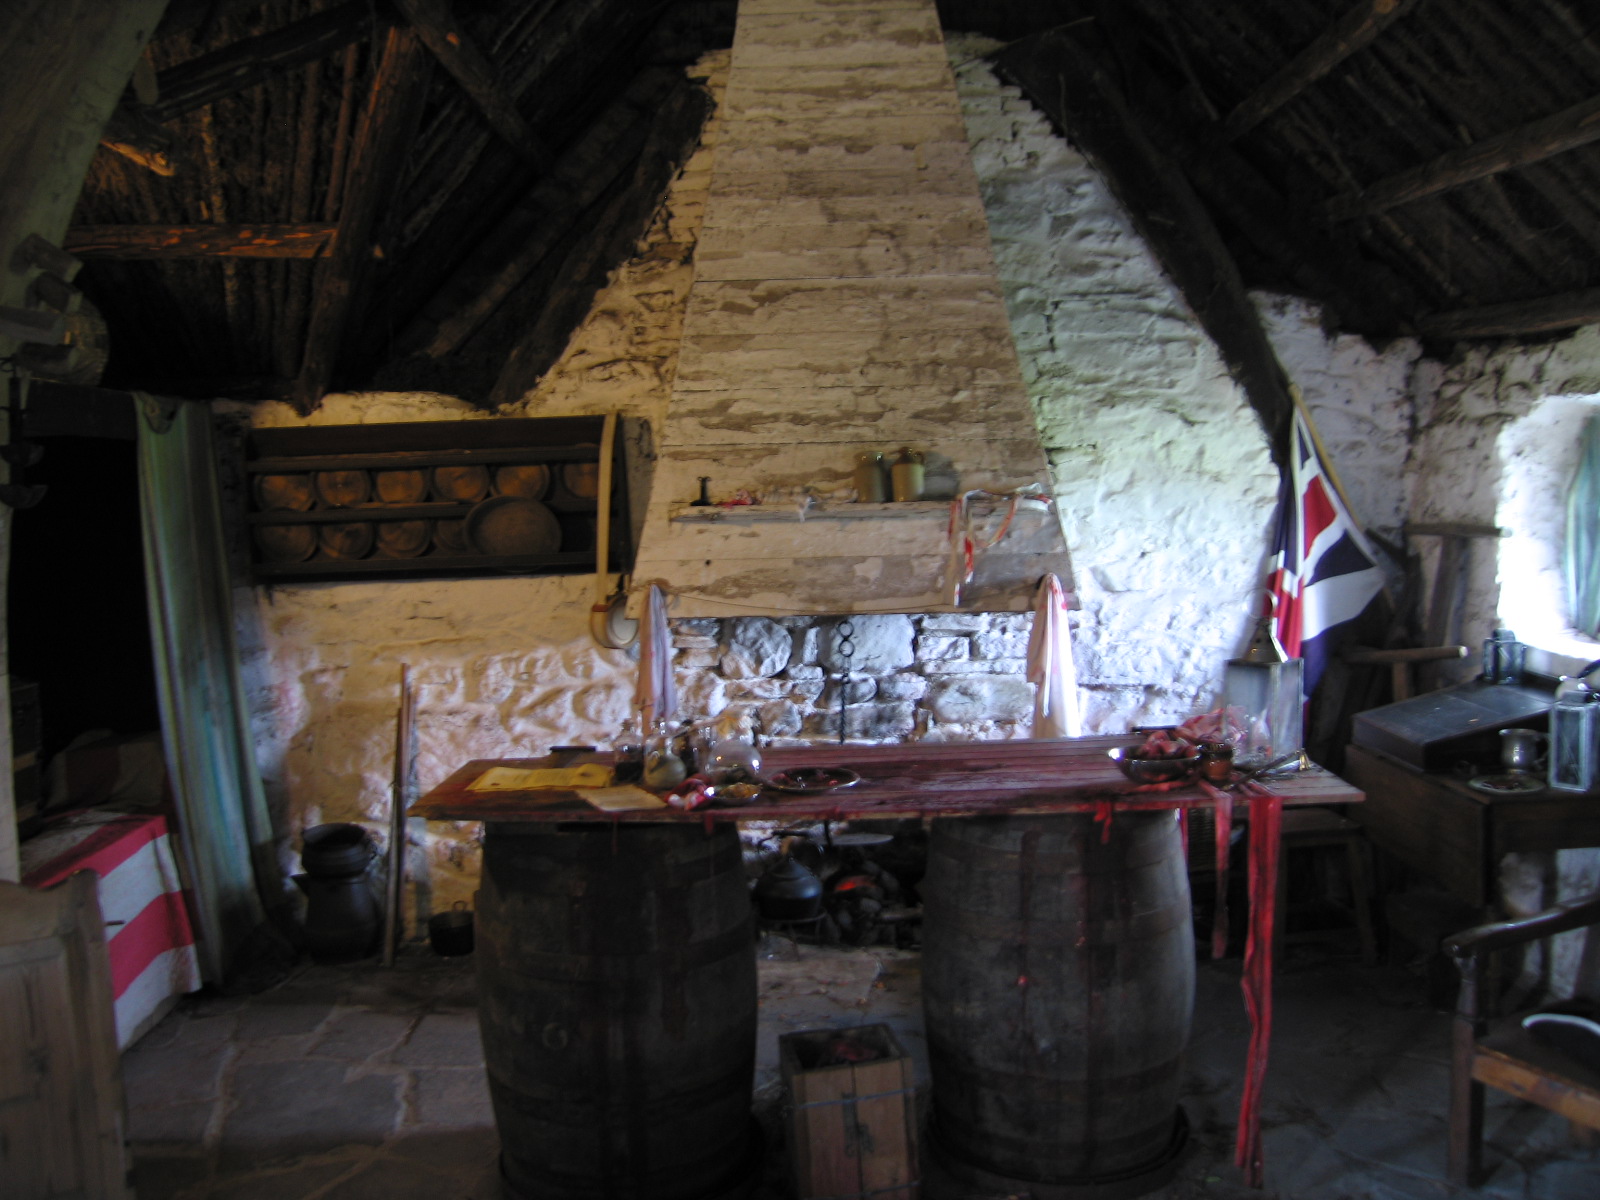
[319,521,375,559]
[374,469,428,504]
[375,520,432,558]
[464,496,561,556]
[764,767,861,794]
[494,463,551,499]
[255,523,316,562]
[431,465,490,502]
[254,473,314,511]
[433,519,470,554]
[315,469,371,508]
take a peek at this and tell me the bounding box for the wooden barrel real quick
[477,823,761,1200]
[922,812,1192,1197]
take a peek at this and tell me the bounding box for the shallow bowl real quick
[1108,745,1200,783]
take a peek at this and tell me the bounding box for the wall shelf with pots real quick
[245,416,631,583]
[667,497,1050,523]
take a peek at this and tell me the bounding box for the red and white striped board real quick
[22,813,201,1048]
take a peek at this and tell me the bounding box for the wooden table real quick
[413,734,1362,823]
[1344,743,1600,909]
[415,735,1362,1191]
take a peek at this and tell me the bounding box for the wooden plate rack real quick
[244,416,631,582]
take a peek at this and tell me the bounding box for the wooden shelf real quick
[244,416,628,583]
[668,497,1048,523]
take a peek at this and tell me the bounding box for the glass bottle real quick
[642,721,687,791]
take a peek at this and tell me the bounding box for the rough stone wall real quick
[669,611,1035,747]
[951,38,1279,729]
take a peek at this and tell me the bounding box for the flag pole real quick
[1287,383,1395,608]
[1288,384,1366,532]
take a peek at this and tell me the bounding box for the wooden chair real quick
[1444,892,1600,1186]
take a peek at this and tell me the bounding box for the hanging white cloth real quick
[1026,573,1082,738]
[635,583,677,732]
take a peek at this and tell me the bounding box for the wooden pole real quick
[394,0,548,164]
[1418,287,1600,340]
[294,25,430,413]
[1327,93,1600,222]
[1220,0,1420,141]
[64,223,337,258]
[149,1,375,123]
[383,664,415,966]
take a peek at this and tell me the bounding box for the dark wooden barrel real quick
[477,822,760,1200]
[922,812,1193,1197]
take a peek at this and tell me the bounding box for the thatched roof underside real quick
[62,0,1600,410]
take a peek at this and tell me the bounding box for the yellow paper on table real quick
[468,764,613,792]
[580,785,668,812]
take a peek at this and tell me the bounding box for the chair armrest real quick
[1444,892,1600,962]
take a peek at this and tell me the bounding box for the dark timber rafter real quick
[294,26,431,414]
[999,25,1296,465]
[394,0,549,165]
[1326,93,1600,222]
[1219,0,1422,141]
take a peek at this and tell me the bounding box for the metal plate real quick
[764,767,861,793]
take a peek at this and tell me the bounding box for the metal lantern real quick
[1549,660,1600,792]
[1224,617,1305,769]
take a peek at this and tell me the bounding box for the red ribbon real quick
[1234,782,1283,1188]
[1092,799,1115,843]
[1197,781,1233,960]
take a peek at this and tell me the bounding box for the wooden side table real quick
[1342,743,1600,910]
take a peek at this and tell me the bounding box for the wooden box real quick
[779,1024,919,1200]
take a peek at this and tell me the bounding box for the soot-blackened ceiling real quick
[58,0,1600,415]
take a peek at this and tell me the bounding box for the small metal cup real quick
[1500,727,1547,773]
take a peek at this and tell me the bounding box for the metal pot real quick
[753,854,823,922]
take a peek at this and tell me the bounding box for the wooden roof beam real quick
[150,0,376,123]
[999,26,1295,465]
[293,26,430,414]
[1326,93,1600,222]
[1219,0,1421,142]
[1418,288,1600,340]
[394,0,549,165]
[65,223,337,259]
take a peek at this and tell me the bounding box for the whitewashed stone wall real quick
[953,37,1280,729]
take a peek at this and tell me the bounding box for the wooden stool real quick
[1275,806,1378,965]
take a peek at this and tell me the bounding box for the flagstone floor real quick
[122,936,1600,1200]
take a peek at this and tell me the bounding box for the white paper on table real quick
[468,764,612,791]
[581,785,668,812]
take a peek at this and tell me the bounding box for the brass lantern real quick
[1224,617,1304,769]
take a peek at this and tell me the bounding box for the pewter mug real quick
[1500,727,1548,773]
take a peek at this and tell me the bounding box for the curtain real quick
[1567,414,1600,639]
[137,396,273,983]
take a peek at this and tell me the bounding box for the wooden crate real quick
[779,1024,919,1200]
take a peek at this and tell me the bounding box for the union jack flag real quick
[1267,407,1384,695]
